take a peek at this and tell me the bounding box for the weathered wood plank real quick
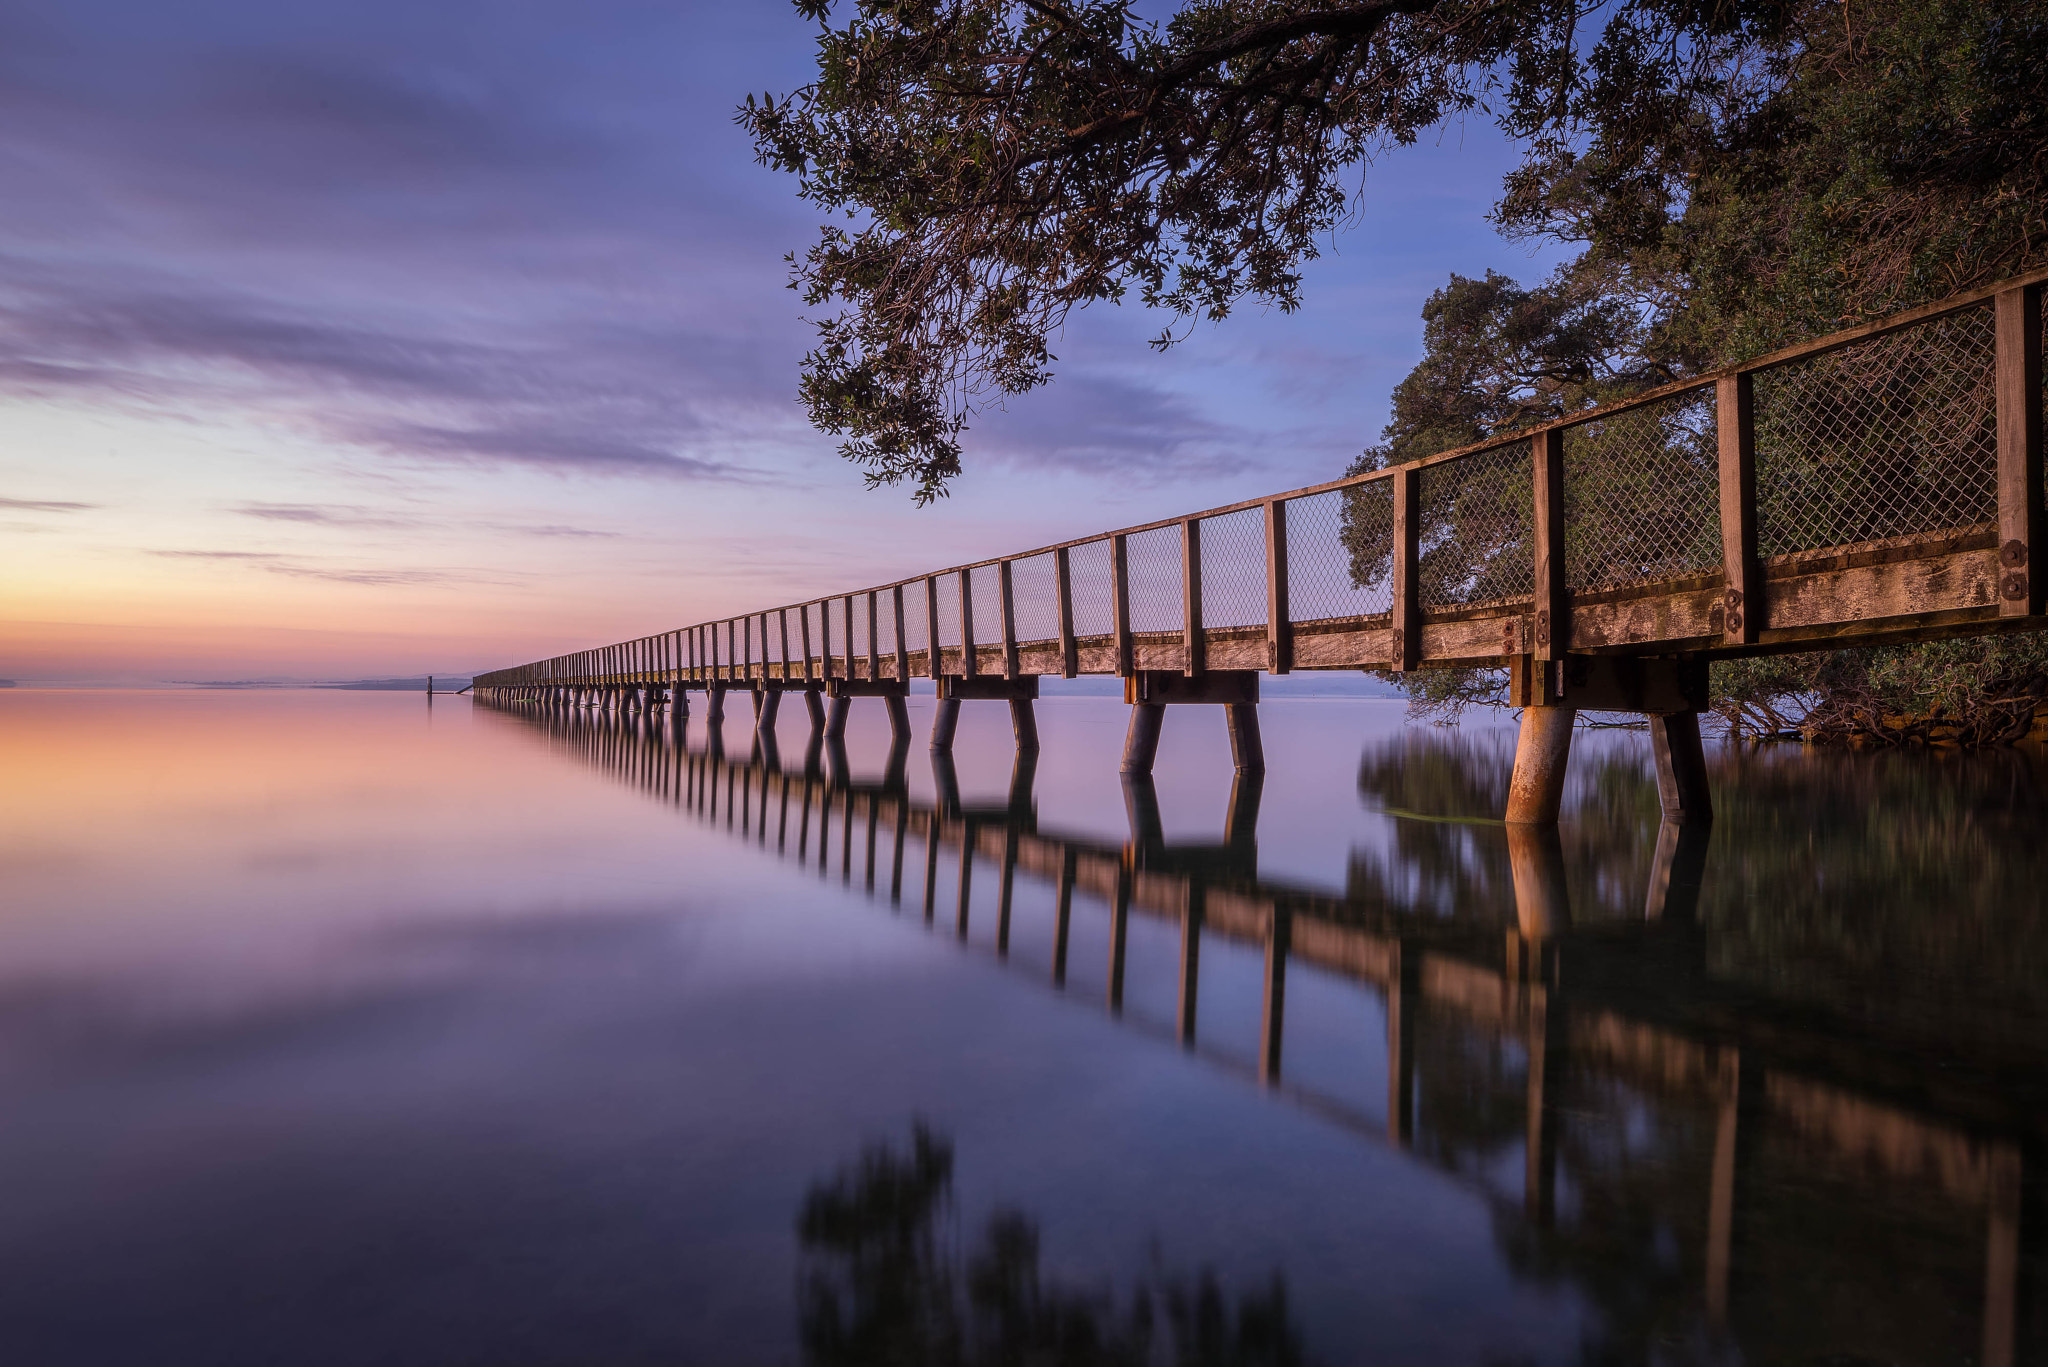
[959,570,977,678]
[1265,498,1291,674]
[1717,374,1761,644]
[1055,547,1078,678]
[1996,285,2044,617]
[999,559,1020,679]
[1391,466,1419,671]
[1533,429,1565,659]
[1112,533,1133,675]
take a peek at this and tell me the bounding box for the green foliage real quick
[1364,663,1506,725]
[1338,0,2048,736]
[743,0,1797,499]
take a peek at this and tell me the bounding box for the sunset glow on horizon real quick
[2,0,1566,685]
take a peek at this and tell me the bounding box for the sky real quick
[0,0,1570,684]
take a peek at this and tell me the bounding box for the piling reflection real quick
[487,700,2048,1366]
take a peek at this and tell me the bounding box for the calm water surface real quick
[3,687,2044,1365]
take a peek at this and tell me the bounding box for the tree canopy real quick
[741,0,1803,500]
[1331,0,2048,736]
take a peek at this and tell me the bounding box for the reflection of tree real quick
[1347,731,1664,931]
[1351,731,2048,1361]
[1352,731,2048,1037]
[796,1124,1308,1367]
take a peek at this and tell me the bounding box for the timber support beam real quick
[1119,670,1263,778]
[932,673,1040,756]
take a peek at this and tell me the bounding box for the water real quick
[3,687,2043,1365]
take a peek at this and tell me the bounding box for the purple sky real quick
[0,0,1568,681]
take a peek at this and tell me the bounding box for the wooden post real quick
[1009,698,1039,753]
[1055,547,1078,678]
[1259,906,1290,1083]
[1533,428,1566,660]
[1052,848,1075,987]
[922,812,941,923]
[1265,498,1291,674]
[779,610,792,682]
[892,586,909,683]
[1390,467,1420,671]
[995,827,1016,957]
[1111,533,1133,675]
[1176,887,1202,1044]
[958,569,978,678]
[889,800,906,904]
[1225,702,1264,773]
[819,601,834,680]
[1505,702,1576,824]
[1525,990,1562,1225]
[1388,940,1417,1145]
[924,576,942,678]
[1642,817,1710,922]
[1997,285,2044,616]
[743,616,754,683]
[867,592,880,681]
[1648,711,1713,822]
[1704,1047,1755,1324]
[1181,516,1204,677]
[800,606,815,681]
[1121,703,1165,775]
[930,698,960,752]
[998,559,1019,679]
[1717,374,1761,644]
[1107,868,1130,1014]
[1983,1144,2024,1367]
[955,828,973,940]
[843,595,856,681]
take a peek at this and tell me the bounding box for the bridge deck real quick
[479,269,2045,697]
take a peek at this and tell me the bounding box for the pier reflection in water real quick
[495,696,2048,1367]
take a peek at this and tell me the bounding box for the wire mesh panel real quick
[1563,386,1720,592]
[803,603,826,668]
[1125,524,1184,633]
[1009,553,1060,646]
[1417,445,1534,609]
[1753,303,1998,556]
[1294,483,1394,622]
[967,564,1004,645]
[1067,539,1116,637]
[900,587,928,654]
[933,572,962,650]
[1198,507,1267,629]
[874,593,897,661]
[850,595,871,664]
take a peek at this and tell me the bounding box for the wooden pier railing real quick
[476,268,2046,822]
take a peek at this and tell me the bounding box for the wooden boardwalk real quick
[477,269,2046,822]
